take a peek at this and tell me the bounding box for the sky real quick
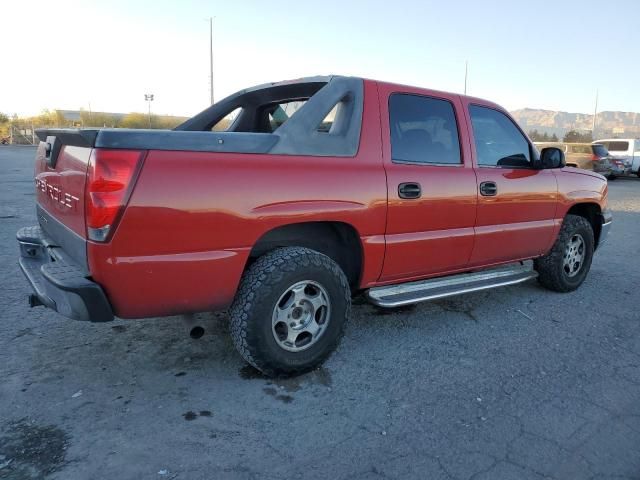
[2,0,639,118]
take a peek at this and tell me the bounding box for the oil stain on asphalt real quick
[0,419,69,480]
[182,411,213,421]
[239,365,333,403]
[262,388,294,404]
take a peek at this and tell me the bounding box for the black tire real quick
[534,214,594,293]
[229,247,351,376]
[606,174,616,181]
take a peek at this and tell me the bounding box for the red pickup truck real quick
[18,76,611,376]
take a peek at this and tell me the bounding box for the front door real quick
[379,86,478,282]
[464,103,558,266]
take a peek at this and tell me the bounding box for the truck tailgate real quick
[33,131,96,270]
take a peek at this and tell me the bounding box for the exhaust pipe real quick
[189,326,205,339]
[183,314,205,339]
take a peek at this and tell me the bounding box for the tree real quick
[120,112,185,129]
[0,112,9,139]
[528,130,542,141]
[52,110,69,127]
[79,110,119,128]
[120,112,154,129]
[528,130,558,142]
[154,115,184,129]
[563,130,593,143]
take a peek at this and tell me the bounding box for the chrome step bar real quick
[366,262,538,308]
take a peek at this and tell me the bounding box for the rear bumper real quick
[593,165,613,176]
[598,210,612,248]
[609,165,627,175]
[17,226,114,322]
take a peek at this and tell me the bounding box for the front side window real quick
[469,105,531,168]
[389,94,461,165]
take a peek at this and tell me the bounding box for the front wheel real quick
[229,247,351,376]
[534,214,594,292]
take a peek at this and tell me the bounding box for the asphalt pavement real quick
[1,145,639,480]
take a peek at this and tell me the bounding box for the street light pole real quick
[592,89,598,139]
[209,17,215,105]
[144,93,154,128]
[464,60,468,95]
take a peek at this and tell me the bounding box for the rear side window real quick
[570,145,591,154]
[389,94,461,165]
[604,141,630,152]
[469,105,531,168]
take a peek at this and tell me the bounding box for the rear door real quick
[464,102,558,266]
[378,84,477,282]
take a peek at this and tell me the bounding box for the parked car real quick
[534,142,621,179]
[593,138,640,177]
[17,76,611,376]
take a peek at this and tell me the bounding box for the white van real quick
[593,139,640,176]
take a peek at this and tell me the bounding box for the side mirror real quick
[540,147,566,169]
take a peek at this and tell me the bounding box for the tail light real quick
[85,149,144,242]
[591,154,600,161]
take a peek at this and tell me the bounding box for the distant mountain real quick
[510,108,640,138]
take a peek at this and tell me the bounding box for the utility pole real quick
[464,60,468,95]
[209,17,215,104]
[592,89,598,139]
[145,93,154,128]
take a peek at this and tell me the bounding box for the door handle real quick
[479,181,498,196]
[398,182,422,199]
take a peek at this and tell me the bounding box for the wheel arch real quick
[247,221,364,288]
[566,202,602,248]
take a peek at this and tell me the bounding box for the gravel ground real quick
[1,145,639,480]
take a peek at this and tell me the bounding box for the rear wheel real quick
[606,174,617,181]
[534,214,594,292]
[229,247,351,376]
